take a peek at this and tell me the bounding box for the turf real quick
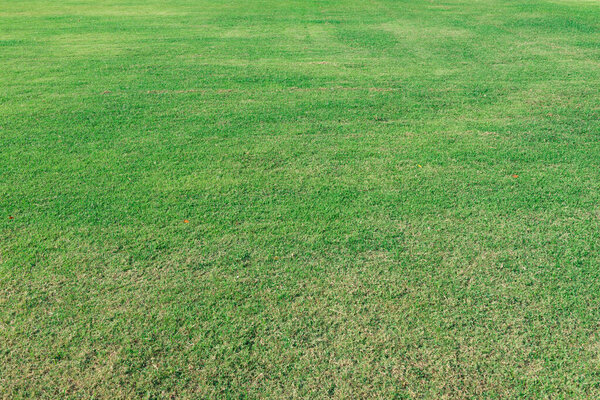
[2,0,600,398]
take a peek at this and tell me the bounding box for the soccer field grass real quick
[2,0,600,397]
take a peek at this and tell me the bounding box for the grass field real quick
[2,0,600,398]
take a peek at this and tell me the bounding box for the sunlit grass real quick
[2,0,600,398]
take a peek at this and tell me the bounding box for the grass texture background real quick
[2,0,600,397]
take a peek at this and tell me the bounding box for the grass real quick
[1,0,600,397]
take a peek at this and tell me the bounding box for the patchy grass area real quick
[2,0,600,398]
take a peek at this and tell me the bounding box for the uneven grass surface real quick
[2,0,600,398]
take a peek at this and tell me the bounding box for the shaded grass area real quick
[2,0,600,397]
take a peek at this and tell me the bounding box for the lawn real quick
[2,0,600,398]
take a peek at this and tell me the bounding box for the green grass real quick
[2,0,600,397]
